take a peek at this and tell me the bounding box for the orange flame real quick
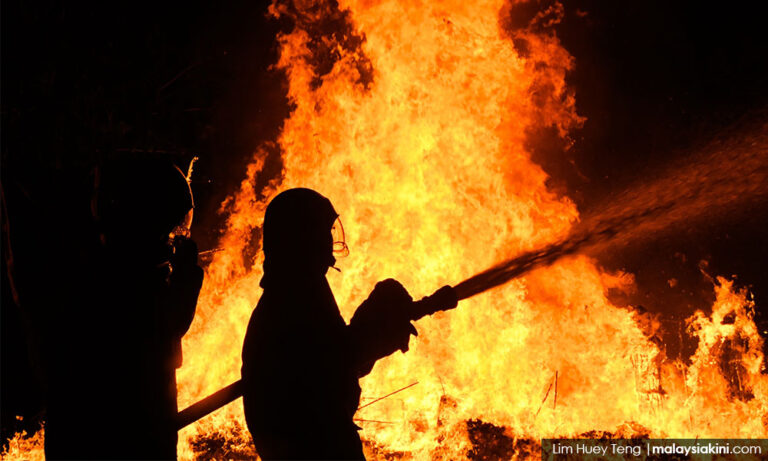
[169,0,768,459]
[2,2,765,459]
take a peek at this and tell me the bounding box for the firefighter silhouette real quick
[241,188,422,460]
[43,157,203,460]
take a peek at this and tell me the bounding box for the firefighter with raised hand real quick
[241,188,421,460]
[43,157,203,460]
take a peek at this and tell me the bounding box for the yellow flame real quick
[5,2,766,459]
[2,428,45,460]
[170,0,768,458]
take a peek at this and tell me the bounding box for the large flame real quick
[172,0,768,458]
[4,0,765,459]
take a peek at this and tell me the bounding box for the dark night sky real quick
[2,0,767,443]
[553,1,768,328]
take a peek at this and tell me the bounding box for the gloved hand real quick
[166,236,204,356]
[350,279,418,361]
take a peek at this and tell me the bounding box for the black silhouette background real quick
[3,0,768,450]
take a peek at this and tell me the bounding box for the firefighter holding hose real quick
[241,188,457,460]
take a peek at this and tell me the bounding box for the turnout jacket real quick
[241,275,415,460]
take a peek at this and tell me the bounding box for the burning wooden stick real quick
[533,372,557,420]
[358,381,419,411]
[554,370,558,410]
[176,380,420,430]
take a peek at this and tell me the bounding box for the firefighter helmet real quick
[262,188,348,274]
[93,157,194,245]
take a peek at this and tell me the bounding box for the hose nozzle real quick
[411,285,458,321]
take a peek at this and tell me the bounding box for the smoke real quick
[454,120,768,300]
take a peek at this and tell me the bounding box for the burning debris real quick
[187,420,255,460]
